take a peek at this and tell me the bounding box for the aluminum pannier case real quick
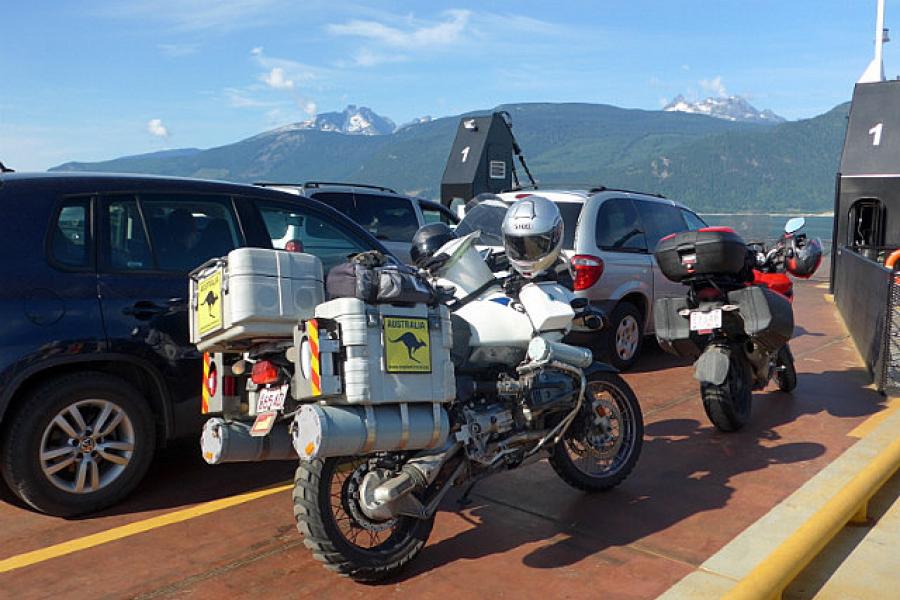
[292,297,455,405]
[190,248,325,353]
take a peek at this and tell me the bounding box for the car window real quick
[313,191,420,243]
[106,197,154,270]
[636,201,690,250]
[421,205,453,225]
[256,201,369,273]
[556,202,583,250]
[51,198,90,268]
[682,209,707,230]
[309,191,355,214]
[138,193,239,272]
[595,198,647,252]
[353,193,420,243]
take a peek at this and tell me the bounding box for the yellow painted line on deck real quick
[848,397,900,439]
[0,481,292,574]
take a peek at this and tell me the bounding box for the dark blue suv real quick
[0,173,388,516]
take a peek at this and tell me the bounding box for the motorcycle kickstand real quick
[456,481,478,508]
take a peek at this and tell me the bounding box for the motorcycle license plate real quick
[256,383,289,413]
[690,309,722,331]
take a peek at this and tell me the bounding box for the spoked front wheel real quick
[549,371,644,492]
[293,457,434,582]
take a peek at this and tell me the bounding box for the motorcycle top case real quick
[189,248,325,353]
[655,229,749,283]
[728,285,794,352]
[293,297,455,405]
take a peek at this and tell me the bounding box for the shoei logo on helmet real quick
[514,223,533,230]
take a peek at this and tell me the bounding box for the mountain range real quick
[663,95,785,124]
[51,100,850,213]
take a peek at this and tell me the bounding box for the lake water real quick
[700,214,834,251]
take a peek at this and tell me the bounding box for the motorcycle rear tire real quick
[293,457,434,583]
[549,371,644,492]
[775,345,797,392]
[701,347,752,432]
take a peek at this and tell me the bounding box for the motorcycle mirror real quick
[784,217,805,234]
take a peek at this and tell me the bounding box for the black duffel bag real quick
[326,251,436,304]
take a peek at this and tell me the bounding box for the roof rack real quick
[253,181,399,195]
[588,186,666,199]
[303,181,398,194]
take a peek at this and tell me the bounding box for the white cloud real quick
[251,46,263,56]
[158,43,199,57]
[224,87,278,108]
[101,0,285,33]
[327,9,471,49]
[262,67,294,89]
[300,100,317,117]
[699,75,727,97]
[147,118,169,138]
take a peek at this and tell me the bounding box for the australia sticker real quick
[383,317,431,373]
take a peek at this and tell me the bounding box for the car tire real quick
[599,302,644,372]
[1,372,156,517]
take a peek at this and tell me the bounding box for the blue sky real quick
[0,1,894,170]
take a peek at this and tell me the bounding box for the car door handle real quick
[123,301,168,319]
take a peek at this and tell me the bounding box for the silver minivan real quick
[255,182,457,263]
[456,188,707,370]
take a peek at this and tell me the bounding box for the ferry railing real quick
[832,245,898,393]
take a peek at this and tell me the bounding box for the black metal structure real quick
[440,112,517,208]
[832,80,900,288]
[832,79,900,393]
[833,247,892,390]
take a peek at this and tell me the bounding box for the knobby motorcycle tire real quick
[292,457,434,583]
[548,371,644,492]
[700,346,753,432]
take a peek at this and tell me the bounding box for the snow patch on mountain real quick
[663,95,785,124]
[295,105,396,135]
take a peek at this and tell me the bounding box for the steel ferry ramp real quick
[0,276,896,599]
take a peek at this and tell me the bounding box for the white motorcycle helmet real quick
[501,195,564,278]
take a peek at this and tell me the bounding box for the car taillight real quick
[571,254,604,291]
[698,226,736,234]
[284,239,304,252]
[251,360,280,385]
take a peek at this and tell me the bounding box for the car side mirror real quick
[785,217,805,234]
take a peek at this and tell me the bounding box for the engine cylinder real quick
[527,337,593,368]
[201,418,296,464]
[292,403,450,459]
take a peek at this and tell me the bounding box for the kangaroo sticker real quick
[196,269,223,335]
[383,317,431,373]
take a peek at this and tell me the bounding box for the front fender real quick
[693,345,730,385]
[584,361,619,377]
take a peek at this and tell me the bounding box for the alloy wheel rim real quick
[615,315,639,360]
[39,399,135,494]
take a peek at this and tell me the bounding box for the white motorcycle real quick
[198,232,643,582]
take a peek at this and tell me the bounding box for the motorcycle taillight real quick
[251,360,281,385]
[571,255,604,291]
